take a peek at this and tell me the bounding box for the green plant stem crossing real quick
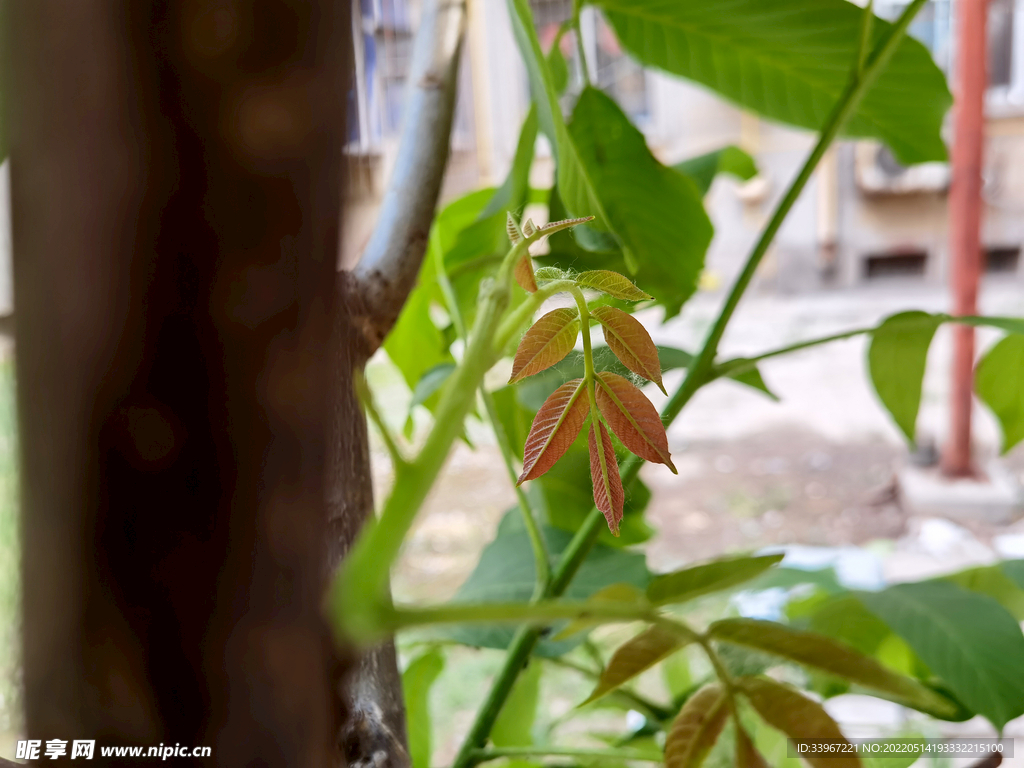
[448,0,931,762]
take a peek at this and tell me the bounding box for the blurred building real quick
[344,0,1024,295]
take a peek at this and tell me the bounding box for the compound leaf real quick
[592,306,666,394]
[867,311,942,445]
[595,372,675,470]
[583,622,695,705]
[738,677,859,768]
[709,618,962,719]
[664,683,729,768]
[519,379,588,483]
[510,307,580,383]
[589,420,625,535]
[648,553,784,606]
[975,334,1024,453]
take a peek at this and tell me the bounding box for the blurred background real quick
[3,0,1024,762]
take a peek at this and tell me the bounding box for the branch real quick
[347,0,467,357]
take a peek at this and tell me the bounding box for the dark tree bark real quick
[11,1,348,765]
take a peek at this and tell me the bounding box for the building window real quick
[875,0,1023,105]
[527,0,650,124]
[348,0,415,153]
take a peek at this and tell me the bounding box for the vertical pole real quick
[943,0,988,477]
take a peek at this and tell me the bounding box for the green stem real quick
[433,224,551,592]
[355,370,408,469]
[572,0,591,88]
[450,1,929,761]
[712,325,877,380]
[480,386,551,592]
[471,747,661,764]
[857,0,875,75]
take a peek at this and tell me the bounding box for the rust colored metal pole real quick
[943,0,989,477]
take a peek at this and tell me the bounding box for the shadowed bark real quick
[12,1,348,765]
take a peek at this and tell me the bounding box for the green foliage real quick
[867,311,942,444]
[402,648,446,768]
[446,511,651,656]
[674,146,758,197]
[336,0,1024,764]
[975,334,1024,452]
[859,580,1024,729]
[591,0,951,164]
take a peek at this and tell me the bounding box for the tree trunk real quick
[327,1,466,765]
[11,1,348,764]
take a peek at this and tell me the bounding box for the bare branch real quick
[348,0,467,357]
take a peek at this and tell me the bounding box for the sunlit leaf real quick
[975,334,1024,453]
[519,379,588,483]
[664,683,729,768]
[647,553,784,606]
[402,648,445,768]
[589,420,625,535]
[511,308,581,383]
[576,270,653,302]
[737,677,859,768]
[595,372,675,470]
[582,622,695,705]
[709,618,962,719]
[592,0,951,165]
[859,580,1024,729]
[592,306,666,394]
[867,311,942,444]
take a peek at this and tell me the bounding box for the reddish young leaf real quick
[514,253,538,293]
[591,306,666,394]
[736,725,770,768]
[509,307,580,383]
[518,379,588,484]
[595,372,676,472]
[589,420,624,535]
[575,270,652,302]
[665,683,729,768]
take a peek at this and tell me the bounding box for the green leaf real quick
[567,87,712,317]
[402,648,445,768]
[582,622,695,704]
[492,660,542,746]
[1002,559,1024,590]
[516,346,773,412]
[738,677,860,768]
[944,563,1024,620]
[592,0,951,165]
[664,683,729,768]
[867,311,942,444]
[409,362,456,414]
[662,649,692,699]
[507,0,607,228]
[447,513,651,656]
[708,618,961,719]
[674,146,758,196]
[976,334,1024,453]
[481,107,538,221]
[547,23,571,95]
[859,580,1024,729]
[647,553,784,606]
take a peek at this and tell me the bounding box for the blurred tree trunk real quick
[11,1,348,765]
